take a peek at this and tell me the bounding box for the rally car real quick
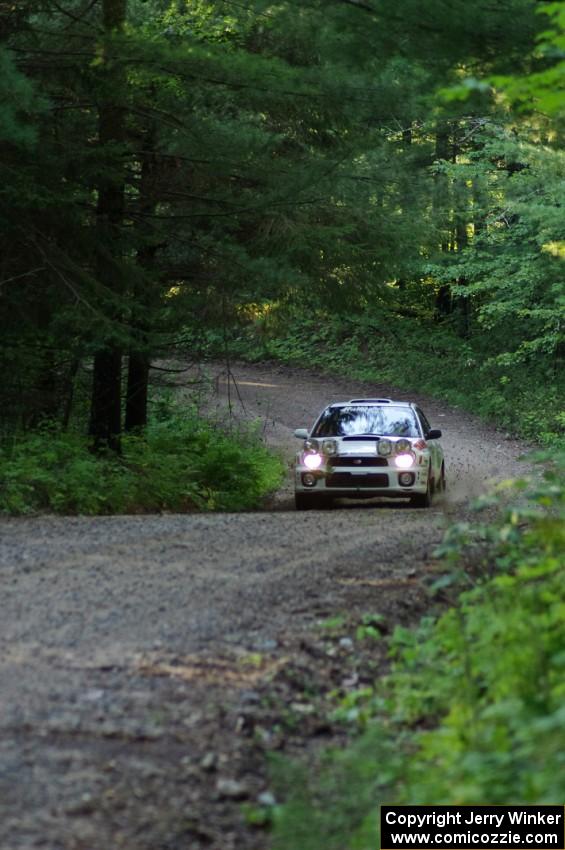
[294,398,445,510]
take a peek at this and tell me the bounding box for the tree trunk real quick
[62,356,81,431]
[473,175,487,236]
[453,128,470,338]
[88,0,127,449]
[124,128,158,432]
[91,350,123,449]
[125,352,149,431]
[434,125,452,318]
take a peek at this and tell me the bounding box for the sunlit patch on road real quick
[138,652,287,686]
[218,379,280,389]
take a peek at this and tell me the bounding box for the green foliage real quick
[494,3,565,117]
[428,126,565,370]
[0,47,43,147]
[272,454,565,849]
[242,801,275,828]
[319,614,348,633]
[0,430,135,514]
[0,411,284,515]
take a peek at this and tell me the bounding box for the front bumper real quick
[294,458,430,498]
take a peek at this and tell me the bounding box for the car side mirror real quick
[294,428,309,439]
[427,429,442,440]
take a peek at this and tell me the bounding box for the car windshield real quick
[313,405,420,438]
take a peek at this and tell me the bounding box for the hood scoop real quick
[339,438,378,455]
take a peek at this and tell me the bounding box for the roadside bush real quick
[0,412,284,515]
[272,453,565,849]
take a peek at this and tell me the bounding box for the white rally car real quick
[294,398,445,510]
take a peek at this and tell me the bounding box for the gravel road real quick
[0,362,530,850]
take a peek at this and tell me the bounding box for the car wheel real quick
[438,463,446,493]
[295,493,331,511]
[410,473,432,508]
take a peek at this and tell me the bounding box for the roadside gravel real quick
[0,362,530,850]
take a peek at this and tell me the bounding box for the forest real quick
[1,2,565,847]
[1,0,564,513]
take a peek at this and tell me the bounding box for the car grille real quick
[326,473,389,489]
[328,456,388,467]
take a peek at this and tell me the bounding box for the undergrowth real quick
[0,408,284,515]
[269,452,565,849]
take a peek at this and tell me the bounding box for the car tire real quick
[410,473,432,508]
[438,463,446,493]
[295,493,331,511]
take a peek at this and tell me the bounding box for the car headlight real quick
[395,439,411,454]
[378,439,393,456]
[304,438,319,452]
[395,452,415,469]
[323,439,337,455]
[304,452,323,470]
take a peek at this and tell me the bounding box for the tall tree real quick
[89,0,128,449]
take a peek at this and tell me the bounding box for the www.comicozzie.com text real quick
[387,831,558,845]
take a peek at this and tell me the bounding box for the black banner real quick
[380,806,565,850]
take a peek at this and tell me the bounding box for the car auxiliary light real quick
[395,439,411,454]
[395,452,415,469]
[399,471,415,486]
[302,472,317,487]
[304,452,323,470]
[377,440,393,456]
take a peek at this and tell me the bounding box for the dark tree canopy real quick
[0,0,562,443]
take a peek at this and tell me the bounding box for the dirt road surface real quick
[0,363,529,850]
